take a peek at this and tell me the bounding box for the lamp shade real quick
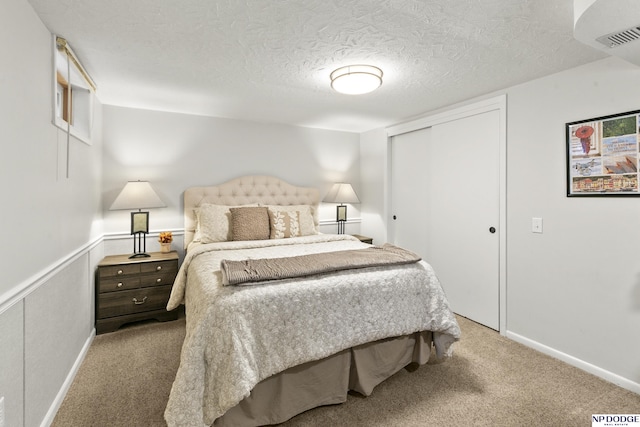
[323,183,360,204]
[110,181,166,210]
[330,65,383,95]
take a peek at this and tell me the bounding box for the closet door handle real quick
[489,227,496,233]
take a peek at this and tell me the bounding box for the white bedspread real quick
[164,234,461,426]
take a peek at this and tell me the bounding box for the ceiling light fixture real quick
[330,65,383,95]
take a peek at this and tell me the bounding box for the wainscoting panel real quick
[0,237,103,427]
[317,218,361,236]
[0,302,24,427]
[24,253,92,426]
[88,243,105,329]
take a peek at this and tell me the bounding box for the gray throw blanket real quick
[220,243,421,286]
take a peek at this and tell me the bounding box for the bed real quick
[164,175,461,426]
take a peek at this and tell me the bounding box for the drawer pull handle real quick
[117,282,123,288]
[156,278,162,283]
[156,265,162,271]
[117,269,123,275]
[133,297,147,305]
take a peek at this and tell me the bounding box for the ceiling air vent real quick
[596,26,640,48]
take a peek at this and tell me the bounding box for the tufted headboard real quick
[184,175,320,249]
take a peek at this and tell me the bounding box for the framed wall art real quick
[566,109,640,196]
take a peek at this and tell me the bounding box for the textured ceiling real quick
[28,0,607,132]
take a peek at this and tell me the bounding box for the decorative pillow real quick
[194,204,234,243]
[230,207,270,241]
[194,203,259,243]
[264,205,317,236]
[268,210,300,239]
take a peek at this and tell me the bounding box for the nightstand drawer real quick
[97,285,173,318]
[351,234,373,244]
[98,277,141,293]
[98,263,140,278]
[141,260,177,275]
[140,273,174,287]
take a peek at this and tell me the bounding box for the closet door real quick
[389,127,431,258]
[391,110,500,330]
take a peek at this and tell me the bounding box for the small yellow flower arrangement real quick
[159,232,173,243]
[159,232,173,252]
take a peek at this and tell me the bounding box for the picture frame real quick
[566,109,640,196]
[131,211,149,234]
[336,205,347,222]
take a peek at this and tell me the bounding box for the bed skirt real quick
[213,330,434,426]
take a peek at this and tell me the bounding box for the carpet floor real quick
[52,314,639,426]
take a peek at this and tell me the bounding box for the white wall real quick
[101,106,362,249]
[1,4,103,294]
[0,0,103,425]
[506,56,640,389]
[360,56,640,392]
[359,128,388,245]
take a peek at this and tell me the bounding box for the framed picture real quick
[566,109,640,196]
[131,211,149,234]
[336,205,347,222]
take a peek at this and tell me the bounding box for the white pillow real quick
[264,205,317,236]
[194,204,258,243]
[268,210,301,239]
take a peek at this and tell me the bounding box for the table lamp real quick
[110,180,166,258]
[323,183,360,234]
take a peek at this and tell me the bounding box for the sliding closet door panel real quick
[427,110,500,330]
[391,110,500,330]
[390,127,431,258]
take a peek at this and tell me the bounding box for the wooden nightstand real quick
[351,234,373,244]
[95,251,179,334]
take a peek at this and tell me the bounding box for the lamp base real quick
[131,231,150,258]
[129,252,151,259]
[336,204,347,234]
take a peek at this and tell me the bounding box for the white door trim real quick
[385,94,508,334]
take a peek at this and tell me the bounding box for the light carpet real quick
[52,314,639,426]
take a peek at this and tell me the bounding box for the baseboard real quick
[506,330,640,395]
[40,329,95,427]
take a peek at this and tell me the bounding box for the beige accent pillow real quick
[268,210,300,239]
[230,207,270,241]
[194,204,258,243]
[264,205,317,236]
[195,204,233,243]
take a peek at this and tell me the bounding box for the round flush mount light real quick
[330,65,383,95]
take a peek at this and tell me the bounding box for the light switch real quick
[532,217,543,233]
